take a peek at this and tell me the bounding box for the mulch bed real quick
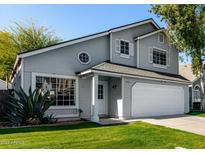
[0,119,88,129]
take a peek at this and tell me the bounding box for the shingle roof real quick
[79,62,190,84]
[179,64,197,82]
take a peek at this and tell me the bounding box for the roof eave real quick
[18,18,161,59]
[78,68,191,85]
[10,55,21,80]
[134,28,165,41]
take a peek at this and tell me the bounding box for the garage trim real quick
[131,82,185,118]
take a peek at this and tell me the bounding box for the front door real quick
[98,81,108,115]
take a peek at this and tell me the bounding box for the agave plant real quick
[5,87,54,126]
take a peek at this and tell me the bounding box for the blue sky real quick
[0,4,190,63]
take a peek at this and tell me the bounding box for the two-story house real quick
[11,18,190,122]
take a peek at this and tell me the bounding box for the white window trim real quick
[31,72,79,110]
[119,39,130,58]
[194,84,200,90]
[158,33,165,44]
[152,46,168,69]
[77,51,91,65]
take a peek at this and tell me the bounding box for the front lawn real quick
[188,111,205,117]
[1,122,205,149]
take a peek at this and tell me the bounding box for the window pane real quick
[36,76,42,83]
[98,84,104,99]
[36,76,76,106]
[57,100,63,106]
[153,48,166,66]
[120,40,129,55]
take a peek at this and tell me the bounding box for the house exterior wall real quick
[22,36,109,118]
[23,35,110,92]
[12,68,21,91]
[78,77,91,119]
[192,78,205,109]
[11,20,189,120]
[111,23,156,66]
[108,77,122,118]
[138,32,179,75]
[122,76,189,119]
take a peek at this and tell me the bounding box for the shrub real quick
[5,87,55,126]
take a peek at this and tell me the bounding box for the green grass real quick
[188,111,205,117]
[0,122,205,149]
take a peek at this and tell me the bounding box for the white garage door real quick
[132,82,185,117]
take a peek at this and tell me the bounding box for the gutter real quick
[78,69,191,85]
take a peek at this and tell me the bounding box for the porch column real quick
[91,74,99,122]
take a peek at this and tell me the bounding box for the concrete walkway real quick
[99,115,205,136]
[127,115,205,136]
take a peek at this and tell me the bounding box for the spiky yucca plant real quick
[5,87,54,126]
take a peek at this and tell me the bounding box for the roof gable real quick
[18,18,160,59]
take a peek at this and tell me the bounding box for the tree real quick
[150,4,205,110]
[0,20,62,80]
[0,32,18,80]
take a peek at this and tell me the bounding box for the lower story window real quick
[36,76,76,106]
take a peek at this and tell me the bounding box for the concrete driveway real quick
[126,115,205,136]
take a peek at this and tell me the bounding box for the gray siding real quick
[79,77,91,119]
[23,35,109,92]
[22,36,109,118]
[12,68,21,91]
[138,32,179,74]
[111,23,156,66]
[108,77,122,118]
[122,77,189,119]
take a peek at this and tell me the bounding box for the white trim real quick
[11,56,21,81]
[137,39,140,67]
[121,77,125,119]
[31,72,79,109]
[77,51,91,65]
[19,32,109,58]
[18,20,159,59]
[79,69,190,85]
[135,29,165,40]
[110,33,113,62]
[119,39,130,58]
[194,84,200,90]
[54,114,79,118]
[21,59,24,88]
[109,19,160,33]
[49,105,77,110]
[120,54,130,59]
[153,64,167,69]
[152,46,168,69]
[158,33,165,44]
[98,80,108,115]
[91,74,99,122]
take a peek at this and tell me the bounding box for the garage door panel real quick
[132,83,184,117]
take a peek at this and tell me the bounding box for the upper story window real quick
[149,47,169,68]
[158,33,165,43]
[153,48,167,66]
[115,39,134,58]
[78,51,91,64]
[120,40,129,55]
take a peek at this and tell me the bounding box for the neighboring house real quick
[0,79,11,90]
[11,18,190,122]
[179,64,203,111]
